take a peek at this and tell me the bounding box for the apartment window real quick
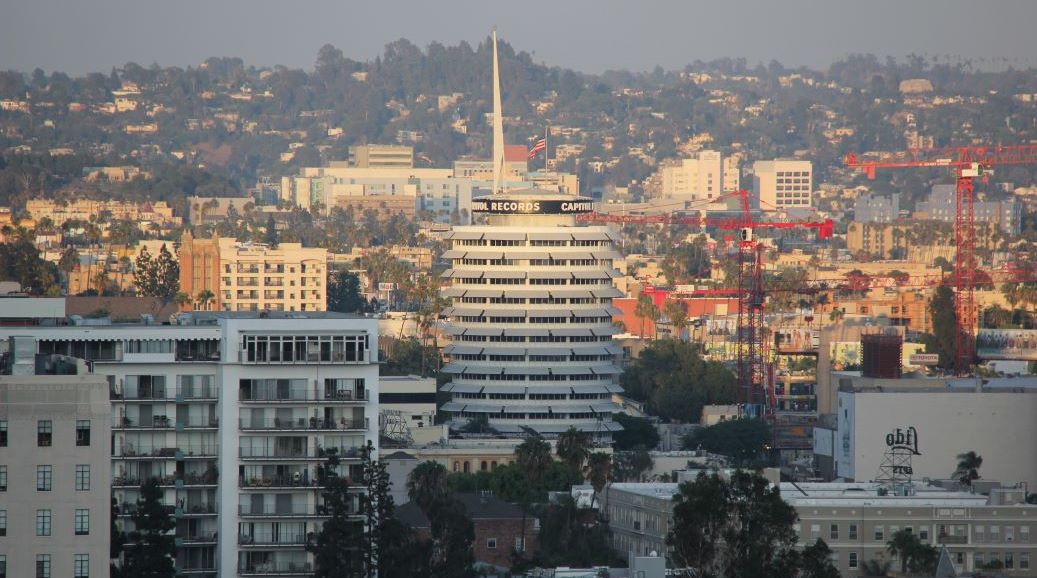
[919,527,929,541]
[36,509,51,536]
[74,555,89,578]
[37,465,53,491]
[810,524,820,539]
[0,509,6,536]
[830,524,839,540]
[0,419,6,446]
[0,554,5,578]
[1021,553,1030,570]
[848,523,858,540]
[75,465,90,491]
[75,509,89,535]
[0,465,6,490]
[36,554,51,578]
[1006,553,1015,569]
[1022,526,1030,542]
[975,553,984,567]
[875,526,884,541]
[75,420,90,446]
[487,538,498,549]
[38,420,52,446]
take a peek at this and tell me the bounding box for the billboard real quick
[470,198,593,215]
[976,329,1037,361]
[774,328,820,353]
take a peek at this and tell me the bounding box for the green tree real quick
[682,418,772,466]
[154,244,180,300]
[173,291,191,309]
[613,449,654,482]
[556,426,592,474]
[516,436,552,486]
[381,338,438,377]
[860,559,891,577]
[120,478,176,578]
[309,448,365,578]
[664,299,690,341]
[886,528,938,575]
[0,238,61,295]
[407,461,449,514]
[923,285,957,370]
[427,497,478,578]
[195,289,215,311]
[611,413,660,451]
[133,246,156,297]
[799,539,841,578]
[954,451,983,487]
[621,340,737,421]
[264,214,279,246]
[584,452,612,508]
[535,496,617,568]
[327,270,368,313]
[667,471,799,578]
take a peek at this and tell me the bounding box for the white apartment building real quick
[0,374,112,578]
[438,189,625,440]
[659,150,723,201]
[753,159,813,209]
[1,312,379,578]
[218,240,327,313]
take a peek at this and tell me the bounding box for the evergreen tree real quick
[154,244,180,300]
[799,539,841,578]
[327,270,368,313]
[924,285,958,370]
[427,497,478,578]
[407,461,449,514]
[264,214,279,246]
[120,478,176,578]
[133,246,156,297]
[309,449,365,578]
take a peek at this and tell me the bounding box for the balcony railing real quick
[114,471,218,487]
[179,532,218,544]
[114,415,174,429]
[240,387,368,403]
[238,562,313,575]
[937,534,969,544]
[239,417,366,431]
[239,504,343,517]
[239,533,311,546]
[239,446,362,460]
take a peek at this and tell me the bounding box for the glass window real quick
[0,465,6,490]
[830,524,839,540]
[75,420,90,446]
[0,554,5,578]
[875,526,884,541]
[849,523,858,540]
[74,555,89,578]
[0,419,6,446]
[36,554,50,578]
[37,465,52,491]
[0,509,6,536]
[36,509,51,536]
[919,527,929,540]
[487,538,497,549]
[38,420,52,447]
[75,509,89,535]
[1021,553,1030,570]
[75,465,90,491]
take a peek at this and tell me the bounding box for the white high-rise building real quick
[659,150,723,201]
[753,159,813,209]
[1,312,379,578]
[439,192,625,440]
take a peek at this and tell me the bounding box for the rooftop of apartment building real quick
[835,372,1037,393]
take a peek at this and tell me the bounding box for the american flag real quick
[527,137,546,159]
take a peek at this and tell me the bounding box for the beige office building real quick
[753,159,813,209]
[658,150,723,201]
[348,144,413,168]
[180,235,328,313]
[0,374,112,578]
[606,480,1037,576]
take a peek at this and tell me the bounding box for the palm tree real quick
[635,294,654,338]
[584,452,613,509]
[174,291,192,311]
[664,300,689,341]
[860,559,891,577]
[954,451,983,487]
[406,461,448,514]
[886,529,917,574]
[556,427,591,473]
[514,436,551,555]
[196,289,215,311]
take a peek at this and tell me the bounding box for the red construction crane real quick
[579,189,832,415]
[845,145,1037,375]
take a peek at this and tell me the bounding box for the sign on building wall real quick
[976,329,1037,360]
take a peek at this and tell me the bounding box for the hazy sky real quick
[4,0,1037,75]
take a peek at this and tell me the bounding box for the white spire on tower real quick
[491,29,506,195]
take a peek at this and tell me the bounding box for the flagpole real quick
[545,124,549,172]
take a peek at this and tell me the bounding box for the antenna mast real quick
[491,29,506,195]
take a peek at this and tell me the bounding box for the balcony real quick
[239,417,366,432]
[178,532,218,546]
[114,444,218,460]
[238,504,343,519]
[177,503,217,517]
[238,562,313,576]
[239,533,311,547]
[239,446,362,461]
[937,534,969,544]
[114,415,174,430]
[240,386,368,404]
[238,278,260,287]
[178,417,220,431]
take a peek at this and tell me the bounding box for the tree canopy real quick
[620,340,737,421]
[682,418,772,466]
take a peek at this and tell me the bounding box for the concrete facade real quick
[753,159,813,209]
[0,374,112,578]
